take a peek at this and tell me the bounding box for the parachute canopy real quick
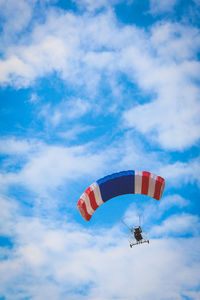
[77,170,165,221]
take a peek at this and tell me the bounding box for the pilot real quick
[134,226,143,241]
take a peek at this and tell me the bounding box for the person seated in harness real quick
[134,226,143,242]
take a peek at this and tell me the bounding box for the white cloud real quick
[122,203,141,227]
[63,98,91,120]
[184,291,200,300]
[0,0,34,48]
[122,22,200,150]
[0,207,200,300]
[160,157,200,186]
[0,137,39,155]
[159,194,189,210]
[122,193,191,232]
[151,213,200,236]
[16,144,107,194]
[0,9,132,90]
[110,134,200,187]
[0,2,200,299]
[0,6,200,151]
[58,125,94,140]
[0,135,199,200]
[73,0,122,12]
[111,133,166,174]
[0,195,19,236]
[39,97,93,130]
[150,22,200,61]
[123,90,200,150]
[150,0,179,14]
[0,138,114,197]
[28,93,40,103]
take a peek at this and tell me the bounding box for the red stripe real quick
[154,176,165,200]
[85,187,98,211]
[77,198,92,221]
[86,187,99,210]
[142,171,150,195]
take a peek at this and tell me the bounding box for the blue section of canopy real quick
[97,170,135,202]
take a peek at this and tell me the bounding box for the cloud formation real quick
[0,196,200,300]
[0,6,199,150]
[0,1,200,299]
[150,0,179,14]
[1,135,199,200]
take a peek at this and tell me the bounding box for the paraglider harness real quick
[121,218,149,248]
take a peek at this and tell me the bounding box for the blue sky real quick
[0,0,200,299]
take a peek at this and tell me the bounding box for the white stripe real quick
[147,173,157,198]
[90,182,104,206]
[81,192,94,216]
[159,181,165,200]
[135,170,142,194]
